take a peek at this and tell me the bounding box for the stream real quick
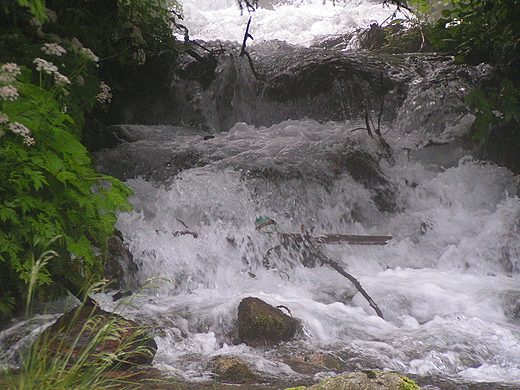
[2,1,520,389]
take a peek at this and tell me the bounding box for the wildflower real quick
[0,63,21,84]
[22,135,35,145]
[75,75,85,86]
[42,43,67,56]
[34,58,58,74]
[54,72,71,86]
[8,122,35,145]
[80,48,99,63]
[97,82,112,104]
[45,8,58,23]
[8,122,30,135]
[0,86,19,101]
[2,63,21,75]
[493,110,504,119]
[133,48,146,66]
[0,112,9,125]
[70,37,83,49]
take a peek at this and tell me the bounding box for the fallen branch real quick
[260,223,386,319]
[240,17,262,81]
[318,254,384,319]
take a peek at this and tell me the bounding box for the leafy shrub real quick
[0,58,132,316]
[0,0,187,319]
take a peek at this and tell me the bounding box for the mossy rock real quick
[286,352,344,375]
[208,355,259,384]
[237,297,301,347]
[295,371,419,390]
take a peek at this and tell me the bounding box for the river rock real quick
[39,305,157,368]
[286,351,344,376]
[237,297,301,347]
[208,355,260,384]
[300,371,419,390]
[104,234,139,291]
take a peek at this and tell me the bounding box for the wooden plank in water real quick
[314,234,392,245]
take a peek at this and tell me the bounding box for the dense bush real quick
[0,0,182,321]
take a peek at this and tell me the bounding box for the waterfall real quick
[94,120,520,387]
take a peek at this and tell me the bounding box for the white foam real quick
[177,0,401,46]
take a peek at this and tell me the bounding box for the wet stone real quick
[208,355,260,384]
[237,297,302,347]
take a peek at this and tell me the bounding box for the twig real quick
[318,255,384,319]
[239,17,262,81]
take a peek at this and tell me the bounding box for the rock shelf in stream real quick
[95,123,400,215]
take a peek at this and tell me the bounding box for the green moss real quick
[362,369,377,379]
[219,362,257,384]
[284,387,306,390]
[390,373,420,390]
[249,314,284,335]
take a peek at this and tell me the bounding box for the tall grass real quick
[4,247,156,390]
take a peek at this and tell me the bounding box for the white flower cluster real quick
[133,48,146,66]
[0,112,9,125]
[8,121,35,146]
[0,63,21,84]
[97,82,112,104]
[54,73,71,87]
[0,112,8,139]
[34,58,58,74]
[80,48,99,63]
[33,58,70,87]
[0,62,34,145]
[42,43,67,56]
[0,86,19,101]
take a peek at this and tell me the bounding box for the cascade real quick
[2,1,520,389]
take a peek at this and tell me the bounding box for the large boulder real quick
[39,305,157,368]
[237,297,302,347]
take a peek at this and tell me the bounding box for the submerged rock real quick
[285,351,344,376]
[291,371,420,390]
[208,355,260,384]
[237,297,301,347]
[39,305,156,368]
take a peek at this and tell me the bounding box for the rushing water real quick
[90,118,520,388]
[2,1,520,389]
[178,0,402,47]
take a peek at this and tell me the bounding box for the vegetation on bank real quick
[388,0,520,143]
[0,0,183,323]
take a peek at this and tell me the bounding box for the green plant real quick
[0,0,187,319]
[465,79,520,142]
[5,278,155,390]
[0,55,132,315]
